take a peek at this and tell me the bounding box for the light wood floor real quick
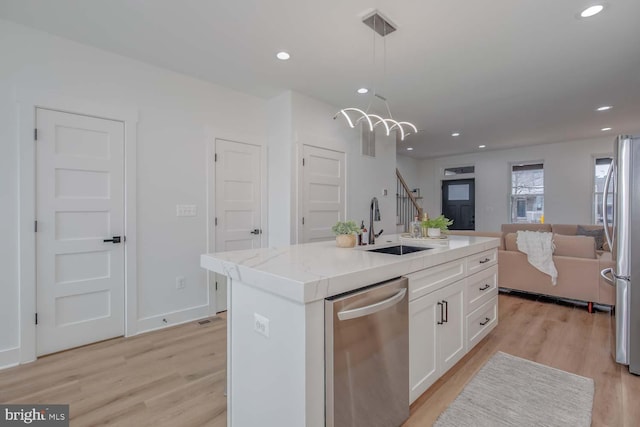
[0,314,228,427]
[406,293,640,427]
[1,295,639,426]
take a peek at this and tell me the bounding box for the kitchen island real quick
[201,234,500,427]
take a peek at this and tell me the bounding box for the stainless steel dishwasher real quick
[325,277,409,427]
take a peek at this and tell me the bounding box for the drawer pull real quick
[437,302,444,325]
[479,317,491,326]
[479,284,490,291]
[479,258,491,264]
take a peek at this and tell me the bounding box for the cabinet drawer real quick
[466,296,498,349]
[406,259,465,301]
[466,248,497,275]
[465,265,498,313]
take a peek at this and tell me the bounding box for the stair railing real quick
[396,168,423,232]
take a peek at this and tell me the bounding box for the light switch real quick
[176,204,197,217]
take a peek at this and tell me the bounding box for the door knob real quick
[250,229,262,235]
[103,236,122,243]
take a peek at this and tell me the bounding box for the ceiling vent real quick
[362,11,397,37]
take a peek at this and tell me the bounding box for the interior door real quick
[442,179,475,230]
[36,108,125,356]
[214,139,262,312]
[301,145,346,243]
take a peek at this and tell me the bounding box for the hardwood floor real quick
[1,295,639,426]
[0,315,228,427]
[406,293,640,427]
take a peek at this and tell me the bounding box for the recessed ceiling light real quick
[407,147,414,151]
[596,105,612,111]
[478,145,486,149]
[451,132,461,137]
[580,5,604,18]
[601,127,612,131]
[276,51,290,61]
[357,88,369,94]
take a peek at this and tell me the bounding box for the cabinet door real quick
[437,280,466,373]
[409,292,439,403]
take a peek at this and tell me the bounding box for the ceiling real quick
[1,0,639,159]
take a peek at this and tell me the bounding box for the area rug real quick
[434,352,594,427]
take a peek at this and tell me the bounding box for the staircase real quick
[396,168,423,232]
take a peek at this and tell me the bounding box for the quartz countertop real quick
[200,234,500,303]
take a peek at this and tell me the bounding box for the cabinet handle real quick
[437,302,444,325]
[479,284,490,291]
[442,300,448,323]
[479,258,491,264]
[479,317,491,326]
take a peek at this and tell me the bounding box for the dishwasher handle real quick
[337,288,407,321]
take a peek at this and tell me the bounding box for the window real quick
[444,166,474,176]
[594,157,613,225]
[511,163,544,223]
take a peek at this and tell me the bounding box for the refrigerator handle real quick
[603,161,614,251]
[600,268,615,286]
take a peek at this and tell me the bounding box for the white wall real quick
[0,19,267,365]
[418,137,613,231]
[267,92,293,247]
[396,154,420,190]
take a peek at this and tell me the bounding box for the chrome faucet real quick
[369,197,383,245]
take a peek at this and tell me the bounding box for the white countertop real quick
[200,234,500,303]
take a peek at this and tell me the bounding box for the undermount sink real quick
[366,245,432,255]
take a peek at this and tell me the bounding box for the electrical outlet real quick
[254,313,270,338]
[176,276,186,289]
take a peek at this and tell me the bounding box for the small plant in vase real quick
[422,215,454,238]
[331,221,362,248]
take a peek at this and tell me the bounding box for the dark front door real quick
[442,179,475,230]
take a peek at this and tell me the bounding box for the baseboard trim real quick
[0,347,20,370]
[137,304,211,334]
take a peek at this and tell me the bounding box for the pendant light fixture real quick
[334,10,417,141]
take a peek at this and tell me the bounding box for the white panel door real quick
[36,108,125,356]
[215,139,262,312]
[301,145,346,243]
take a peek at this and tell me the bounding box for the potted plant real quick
[422,215,453,238]
[331,220,362,248]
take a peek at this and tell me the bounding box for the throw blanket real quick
[516,230,558,285]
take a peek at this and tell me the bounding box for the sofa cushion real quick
[553,234,597,259]
[598,250,613,261]
[504,233,520,252]
[551,224,577,235]
[576,225,605,251]
[501,223,552,234]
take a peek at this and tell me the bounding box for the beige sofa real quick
[448,224,615,310]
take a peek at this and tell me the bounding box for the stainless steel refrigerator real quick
[601,135,640,374]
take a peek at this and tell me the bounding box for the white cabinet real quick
[466,296,498,348]
[409,280,465,403]
[465,264,498,314]
[407,258,465,301]
[408,248,499,404]
[466,248,497,275]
